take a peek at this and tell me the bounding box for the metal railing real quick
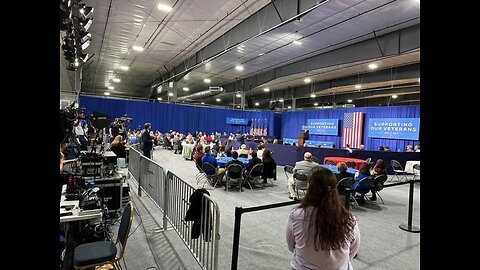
[166,171,220,270]
[128,145,220,270]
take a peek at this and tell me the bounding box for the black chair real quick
[194,161,207,185]
[202,162,219,187]
[245,163,264,189]
[293,173,309,198]
[226,163,244,192]
[74,202,134,270]
[391,160,411,182]
[372,174,388,204]
[283,165,294,194]
[337,177,355,207]
[352,177,375,207]
[239,153,248,159]
[412,163,420,180]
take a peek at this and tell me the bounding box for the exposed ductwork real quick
[177,87,224,101]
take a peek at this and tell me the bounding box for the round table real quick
[216,157,249,168]
[323,157,366,170]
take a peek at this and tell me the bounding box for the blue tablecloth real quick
[320,165,357,174]
[217,157,249,168]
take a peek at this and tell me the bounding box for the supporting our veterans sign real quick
[368,118,420,140]
[307,119,339,135]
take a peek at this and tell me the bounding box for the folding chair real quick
[74,202,133,270]
[351,177,375,207]
[194,161,207,186]
[283,165,294,194]
[372,174,388,204]
[226,163,244,192]
[412,163,420,180]
[202,162,220,187]
[337,177,355,208]
[245,163,264,190]
[293,173,309,198]
[390,160,412,182]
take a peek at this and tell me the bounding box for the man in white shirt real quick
[288,152,320,199]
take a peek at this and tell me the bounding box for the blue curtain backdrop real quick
[281,105,420,151]
[79,96,275,135]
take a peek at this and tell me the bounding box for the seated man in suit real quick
[237,144,249,158]
[288,152,320,199]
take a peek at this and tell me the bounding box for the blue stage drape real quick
[79,96,275,136]
[281,105,420,151]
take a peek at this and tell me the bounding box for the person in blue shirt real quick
[201,146,225,184]
[351,162,371,201]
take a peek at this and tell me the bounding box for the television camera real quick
[60,101,86,144]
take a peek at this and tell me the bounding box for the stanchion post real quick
[345,188,351,210]
[231,207,243,270]
[137,157,142,197]
[399,179,420,233]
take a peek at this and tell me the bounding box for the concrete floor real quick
[120,147,420,270]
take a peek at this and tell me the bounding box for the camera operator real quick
[109,118,121,143]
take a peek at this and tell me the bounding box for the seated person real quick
[336,162,354,195]
[369,159,387,201]
[352,163,371,200]
[217,145,227,157]
[110,135,127,158]
[256,144,265,160]
[193,145,204,167]
[237,144,249,158]
[201,146,225,184]
[406,145,414,152]
[414,144,420,152]
[226,152,244,179]
[246,152,262,177]
[289,152,320,199]
[261,150,277,184]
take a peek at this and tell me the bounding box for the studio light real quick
[79,17,92,31]
[80,5,94,17]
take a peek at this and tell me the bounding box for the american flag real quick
[342,112,364,148]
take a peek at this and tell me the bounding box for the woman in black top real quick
[262,150,276,183]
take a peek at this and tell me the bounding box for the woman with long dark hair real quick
[286,168,360,269]
[262,149,276,184]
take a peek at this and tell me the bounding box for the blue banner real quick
[368,118,420,140]
[226,117,249,125]
[307,119,339,135]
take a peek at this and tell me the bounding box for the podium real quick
[297,132,308,147]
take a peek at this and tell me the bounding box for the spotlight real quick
[79,5,94,18]
[79,17,93,31]
[80,31,91,44]
[81,40,91,50]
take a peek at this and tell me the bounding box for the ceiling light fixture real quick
[310,94,316,98]
[293,40,302,45]
[108,86,114,90]
[264,88,270,92]
[168,92,174,96]
[216,98,221,102]
[157,3,173,12]
[120,66,129,71]
[258,53,264,56]
[279,99,284,102]
[112,78,121,83]
[201,102,205,105]
[368,63,378,70]
[288,106,292,109]
[392,95,398,99]
[235,65,244,71]
[204,78,211,83]
[157,97,162,100]
[255,102,259,106]
[236,93,241,98]
[347,99,353,103]
[304,78,311,83]
[314,103,318,106]
[355,84,362,89]
[132,45,144,52]
[183,87,189,91]
[104,92,110,96]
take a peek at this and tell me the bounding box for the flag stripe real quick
[343,112,363,148]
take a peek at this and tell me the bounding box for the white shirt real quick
[286,206,360,270]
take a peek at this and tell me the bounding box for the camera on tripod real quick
[60,101,86,144]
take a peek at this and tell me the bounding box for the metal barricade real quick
[128,145,220,270]
[166,171,220,270]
